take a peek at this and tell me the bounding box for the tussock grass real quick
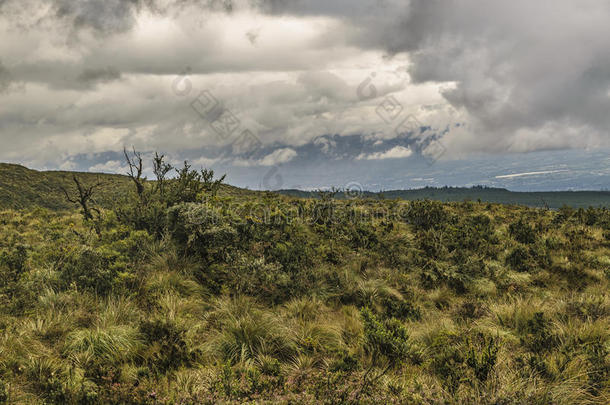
[63,325,142,364]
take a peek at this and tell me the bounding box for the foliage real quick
[0,160,608,403]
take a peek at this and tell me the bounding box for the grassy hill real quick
[0,163,256,211]
[0,163,132,211]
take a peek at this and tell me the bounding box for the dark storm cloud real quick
[53,0,140,34]
[254,0,610,152]
[0,61,11,92]
[395,1,610,149]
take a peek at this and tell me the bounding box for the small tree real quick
[200,168,226,197]
[169,162,226,205]
[508,218,537,244]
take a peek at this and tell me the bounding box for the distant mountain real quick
[278,186,610,209]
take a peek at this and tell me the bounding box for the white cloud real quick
[234,148,298,167]
[88,160,127,174]
[259,148,298,166]
[357,145,412,160]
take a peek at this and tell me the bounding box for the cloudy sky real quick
[1,0,609,190]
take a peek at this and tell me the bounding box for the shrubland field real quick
[0,158,609,404]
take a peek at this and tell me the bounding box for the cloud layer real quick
[0,0,608,185]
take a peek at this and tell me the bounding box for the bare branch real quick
[124,146,146,198]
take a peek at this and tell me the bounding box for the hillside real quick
[0,163,256,211]
[0,163,133,211]
[0,159,609,403]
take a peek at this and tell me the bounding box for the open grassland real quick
[0,162,609,403]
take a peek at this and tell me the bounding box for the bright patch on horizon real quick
[495,170,568,179]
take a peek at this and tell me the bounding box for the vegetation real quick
[0,156,609,403]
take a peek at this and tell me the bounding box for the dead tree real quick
[152,152,173,197]
[124,147,146,199]
[60,175,102,222]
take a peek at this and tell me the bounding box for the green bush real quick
[229,255,291,304]
[465,334,499,383]
[506,245,532,272]
[166,203,238,263]
[520,312,559,352]
[404,200,449,230]
[509,218,537,244]
[59,247,123,295]
[361,307,412,368]
[139,319,196,374]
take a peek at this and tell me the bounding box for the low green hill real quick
[0,163,256,211]
[0,163,132,211]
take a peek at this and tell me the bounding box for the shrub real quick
[447,214,498,253]
[166,203,238,263]
[509,218,537,244]
[506,245,531,272]
[350,223,379,249]
[139,319,196,374]
[427,332,465,393]
[380,295,421,321]
[361,307,411,369]
[265,227,314,275]
[465,334,499,383]
[59,247,123,295]
[520,312,559,352]
[420,261,468,292]
[405,200,448,230]
[0,379,8,403]
[0,244,28,301]
[229,256,291,304]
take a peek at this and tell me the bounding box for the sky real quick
[0,0,609,191]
